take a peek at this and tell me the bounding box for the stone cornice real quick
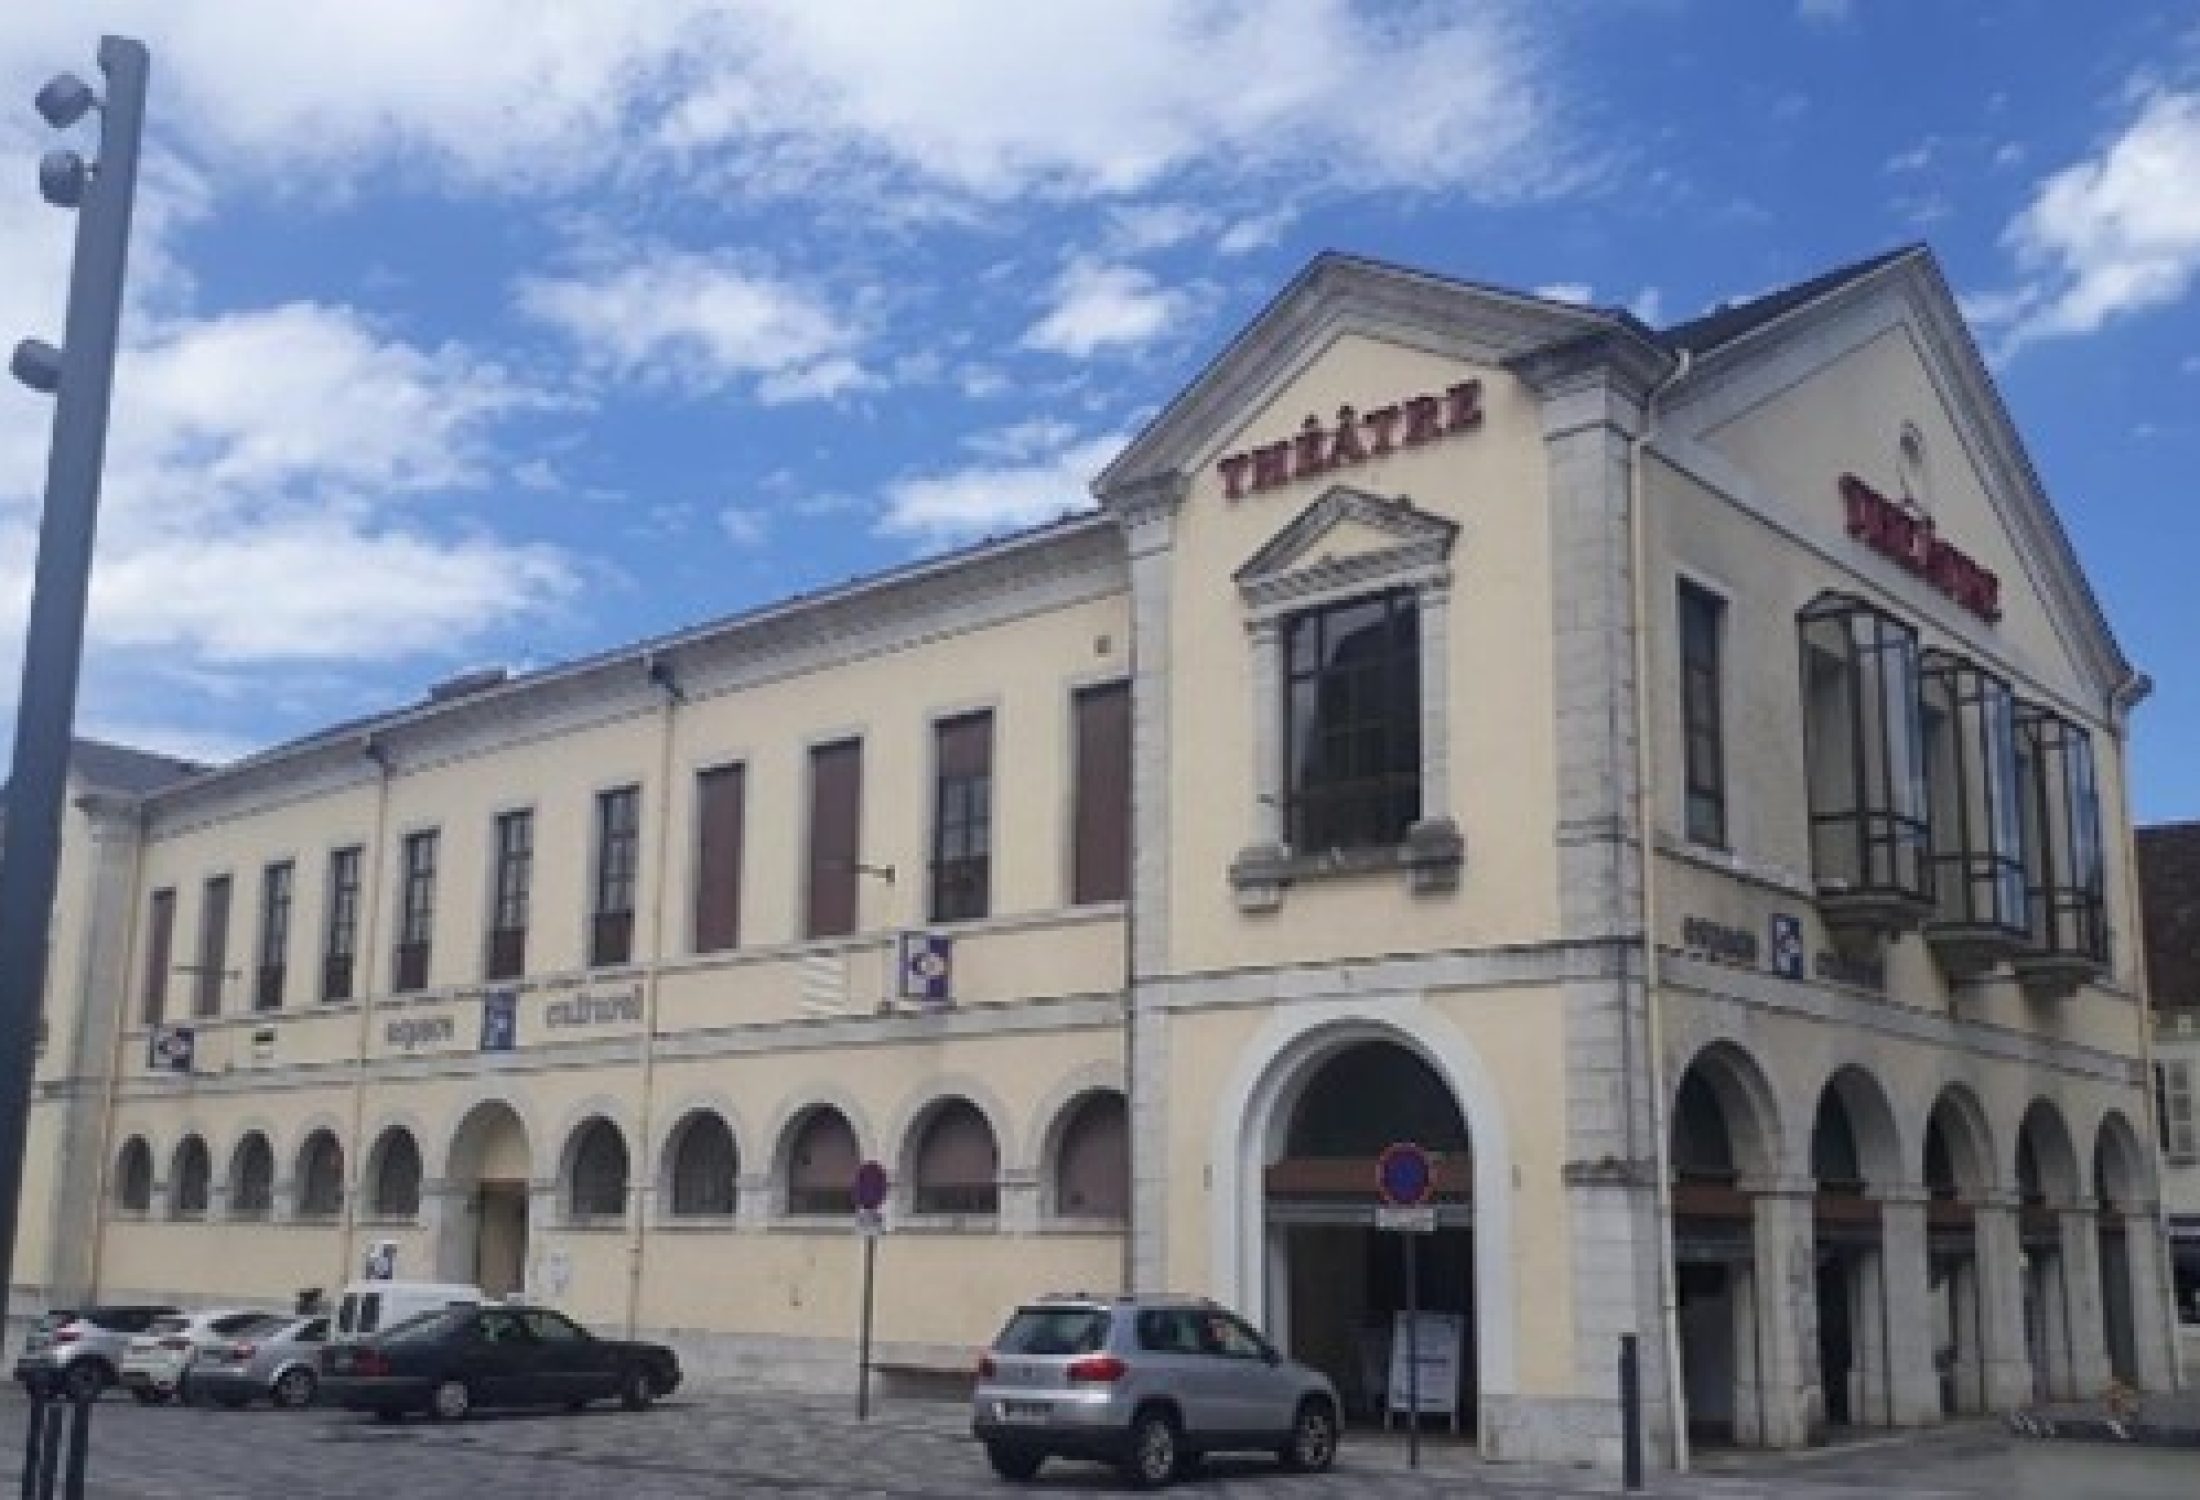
[1505,326,1679,406]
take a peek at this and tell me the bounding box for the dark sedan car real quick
[319,1305,680,1422]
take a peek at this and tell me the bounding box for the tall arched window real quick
[230,1132,274,1220]
[171,1136,211,1219]
[1051,1091,1128,1219]
[910,1099,998,1217]
[567,1118,629,1222]
[370,1128,422,1219]
[785,1107,858,1216]
[669,1112,737,1217]
[114,1137,153,1214]
[296,1130,345,1219]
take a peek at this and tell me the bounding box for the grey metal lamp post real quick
[0,35,150,1339]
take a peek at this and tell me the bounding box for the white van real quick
[332,1281,483,1341]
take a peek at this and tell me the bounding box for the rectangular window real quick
[806,739,863,939]
[930,712,994,922]
[255,861,293,1011]
[193,875,231,1017]
[2160,1060,2197,1163]
[395,830,438,993]
[591,786,640,967]
[487,811,532,981]
[1677,581,1727,848]
[1920,652,2028,947]
[1284,589,1421,852]
[1798,594,1931,908]
[141,888,175,1025]
[693,763,745,953]
[2013,706,2109,973]
[1071,682,1131,905]
[323,846,362,1002]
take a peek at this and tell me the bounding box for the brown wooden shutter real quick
[142,889,175,1024]
[807,739,862,938]
[1072,682,1131,904]
[694,763,746,953]
[936,712,992,779]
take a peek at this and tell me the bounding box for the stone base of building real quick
[1477,1393,1673,1469]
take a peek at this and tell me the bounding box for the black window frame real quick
[323,846,362,1003]
[1919,651,2029,946]
[255,860,293,1011]
[591,785,640,968]
[395,830,438,994]
[486,810,533,981]
[1797,592,1932,917]
[1677,580,1728,849]
[141,888,175,1025]
[1282,588,1422,854]
[2013,704,2110,971]
[192,875,231,1018]
[929,712,994,923]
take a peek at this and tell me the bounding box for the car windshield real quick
[233,1314,287,1338]
[996,1307,1111,1356]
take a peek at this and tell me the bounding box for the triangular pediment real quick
[1095,253,1616,509]
[1235,486,1456,612]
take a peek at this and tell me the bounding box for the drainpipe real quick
[1626,344,1692,1470]
[340,735,394,1295]
[84,795,151,1302]
[626,653,682,1339]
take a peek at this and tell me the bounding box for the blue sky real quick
[1,1,2196,819]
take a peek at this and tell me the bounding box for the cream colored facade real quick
[8,247,2178,1469]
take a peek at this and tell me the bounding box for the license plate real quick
[998,1400,1050,1424]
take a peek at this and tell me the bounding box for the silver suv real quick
[971,1294,1340,1488]
[13,1305,180,1401]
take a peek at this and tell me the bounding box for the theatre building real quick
[10,245,2180,1467]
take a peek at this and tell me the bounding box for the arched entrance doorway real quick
[1261,1039,1473,1433]
[1809,1068,1901,1433]
[1922,1088,1993,1415]
[1668,1044,1780,1448]
[439,1102,530,1295]
[2015,1100,2081,1401]
[2093,1111,2149,1386]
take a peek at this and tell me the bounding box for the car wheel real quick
[62,1362,107,1403]
[429,1379,473,1422]
[983,1441,1043,1481]
[1280,1398,1339,1473]
[618,1366,654,1412]
[1121,1408,1180,1491]
[272,1367,318,1410]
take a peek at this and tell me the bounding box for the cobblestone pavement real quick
[3,1386,2191,1498]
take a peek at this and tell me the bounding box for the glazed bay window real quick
[1230,486,1461,909]
[395,830,437,993]
[1920,651,2028,976]
[1798,593,1932,935]
[929,711,993,922]
[591,786,639,967]
[2012,704,2109,995]
[487,810,533,980]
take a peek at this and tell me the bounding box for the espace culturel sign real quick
[1217,380,1484,500]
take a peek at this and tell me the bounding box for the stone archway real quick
[1808,1066,1903,1433]
[438,1101,531,1295]
[1922,1086,1995,1415]
[2015,1099,2086,1401]
[2092,1109,2156,1388]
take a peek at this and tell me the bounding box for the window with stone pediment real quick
[1228,485,1462,909]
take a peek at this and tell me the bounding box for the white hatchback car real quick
[119,1309,282,1404]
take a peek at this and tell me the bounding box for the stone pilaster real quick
[1973,1196,2036,1408]
[1743,1178,1821,1446]
[2056,1205,2112,1400]
[2120,1207,2179,1393]
[1874,1187,1943,1425]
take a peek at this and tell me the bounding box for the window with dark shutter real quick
[806,739,862,939]
[256,861,293,1010]
[693,764,746,953]
[1677,581,1727,849]
[591,786,639,967]
[1071,681,1130,904]
[142,888,175,1024]
[486,811,531,980]
[323,846,362,1002]
[395,831,438,993]
[194,876,231,1017]
[930,712,993,922]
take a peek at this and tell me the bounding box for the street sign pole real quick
[857,1230,877,1421]
[1374,1140,1435,1472]
[1405,1231,1420,1472]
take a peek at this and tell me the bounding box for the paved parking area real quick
[2,1386,2190,1498]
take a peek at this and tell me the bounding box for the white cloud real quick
[1629,287,1666,325]
[1023,261,1187,358]
[1534,282,1595,305]
[719,506,770,548]
[1885,139,1936,173]
[1217,208,1297,256]
[1993,141,2027,170]
[1994,91,2200,345]
[878,431,1126,545]
[1106,204,1212,255]
[1797,0,1853,23]
[516,247,868,401]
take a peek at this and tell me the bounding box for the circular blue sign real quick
[853,1160,890,1212]
[1376,1142,1433,1208]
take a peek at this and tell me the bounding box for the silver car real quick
[12,1305,179,1402]
[120,1308,281,1404]
[186,1313,331,1409]
[971,1294,1340,1489]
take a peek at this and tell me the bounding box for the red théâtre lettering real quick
[1839,473,2002,623]
[1215,379,1484,500]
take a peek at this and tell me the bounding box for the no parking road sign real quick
[1375,1140,1436,1233]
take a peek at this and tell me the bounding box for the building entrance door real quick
[476,1181,528,1297]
